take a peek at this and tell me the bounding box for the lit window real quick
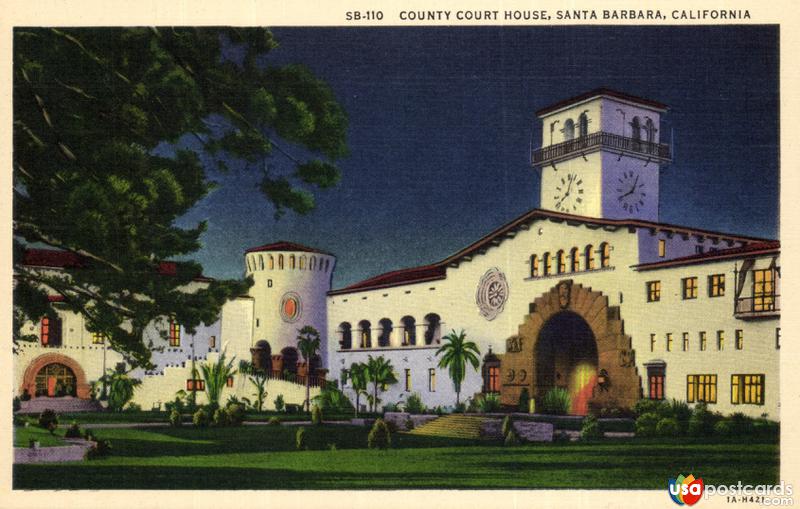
[486,366,500,393]
[735,329,744,350]
[556,250,565,274]
[699,331,707,351]
[647,365,665,400]
[658,239,666,258]
[169,320,181,347]
[570,247,580,272]
[530,254,539,277]
[753,269,776,311]
[226,376,234,388]
[209,336,216,349]
[289,255,296,269]
[687,374,717,403]
[405,369,412,392]
[600,243,610,268]
[299,256,306,270]
[585,245,595,270]
[41,317,50,346]
[709,274,725,297]
[666,333,673,352]
[717,330,725,351]
[268,255,274,270]
[186,379,205,391]
[682,332,689,352]
[310,257,316,270]
[646,281,661,302]
[278,255,284,270]
[543,252,551,276]
[682,277,698,299]
[650,334,656,352]
[731,374,764,405]
[428,369,436,392]
[92,332,107,344]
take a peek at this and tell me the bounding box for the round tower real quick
[243,241,335,382]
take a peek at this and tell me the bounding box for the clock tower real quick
[532,89,671,221]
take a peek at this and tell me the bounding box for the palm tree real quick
[238,360,268,412]
[365,355,397,413]
[199,347,236,409]
[436,329,481,406]
[348,362,369,417]
[296,325,321,412]
[101,365,142,412]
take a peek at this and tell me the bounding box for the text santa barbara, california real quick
[387,9,752,22]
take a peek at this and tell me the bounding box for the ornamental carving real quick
[506,335,523,353]
[280,292,302,323]
[476,268,509,321]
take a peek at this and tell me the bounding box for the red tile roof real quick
[634,241,780,271]
[330,208,774,296]
[535,88,669,116]
[245,241,332,256]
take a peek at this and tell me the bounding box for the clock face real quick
[615,170,647,215]
[552,172,584,213]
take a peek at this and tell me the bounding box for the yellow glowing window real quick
[735,329,744,350]
[299,256,306,270]
[556,250,566,274]
[699,331,707,351]
[731,374,764,405]
[585,245,595,270]
[646,281,661,302]
[752,269,775,311]
[428,368,436,392]
[268,256,274,270]
[405,369,412,392]
[289,255,296,269]
[709,274,725,297]
[666,333,673,352]
[717,330,724,351]
[530,255,539,277]
[658,239,666,258]
[682,277,698,299]
[543,252,551,275]
[169,320,181,347]
[570,248,580,272]
[687,374,717,403]
[278,255,284,269]
[600,243,610,268]
[650,334,656,352]
[92,332,107,344]
[682,332,689,351]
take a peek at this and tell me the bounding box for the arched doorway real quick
[35,363,77,397]
[21,353,91,399]
[281,347,299,376]
[251,340,272,372]
[535,312,598,415]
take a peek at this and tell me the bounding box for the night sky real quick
[173,26,779,289]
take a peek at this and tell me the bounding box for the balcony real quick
[532,131,672,166]
[734,295,780,319]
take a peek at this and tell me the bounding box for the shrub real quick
[540,388,571,415]
[13,397,21,413]
[268,417,281,426]
[384,419,399,434]
[501,415,513,438]
[38,409,59,434]
[295,427,307,450]
[478,393,501,413]
[192,407,209,428]
[633,398,666,417]
[553,430,571,443]
[404,393,426,414]
[714,419,735,436]
[453,402,466,414]
[368,418,391,449]
[125,402,142,413]
[657,417,680,437]
[274,394,285,412]
[669,399,692,423]
[635,412,659,437]
[688,403,718,437]
[383,402,399,413]
[434,406,444,416]
[20,389,32,402]
[86,439,112,459]
[311,404,323,425]
[169,409,182,427]
[504,429,520,446]
[581,414,602,440]
[65,421,83,438]
[405,417,415,431]
[226,403,245,426]
[518,388,530,413]
[753,416,780,438]
[466,398,479,413]
[213,408,228,427]
[715,413,755,436]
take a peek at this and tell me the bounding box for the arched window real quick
[246,256,252,272]
[570,247,580,272]
[631,117,642,149]
[278,255,284,270]
[600,242,611,268]
[310,257,316,271]
[585,244,595,270]
[645,118,655,144]
[542,252,551,276]
[324,260,330,272]
[289,255,296,269]
[424,313,441,345]
[556,250,566,274]
[299,256,306,270]
[339,322,352,350]
[268,255,274,270]
[530,254,539,278]
[401,316,416,346]
[280,347,299,375]
[578,112,588,138]
[563,119,575,141]
[358,320,372,348]
[252,340,272,372]
[259,255,264,270]
[378,318,393,347]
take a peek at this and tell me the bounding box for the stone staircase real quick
[407,414,490,439]
[17,397,104,415]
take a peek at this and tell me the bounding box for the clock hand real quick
[628,175,640,195]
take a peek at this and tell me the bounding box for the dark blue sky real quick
[174,26,779,288]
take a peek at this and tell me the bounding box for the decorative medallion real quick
[557,280,572,309]
[279,292,302,323]
[506,335,523,353]
[476,268,509,321]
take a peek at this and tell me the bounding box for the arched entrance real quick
[250,340,273,372]
[21,353,91,399]
[281,347,299,376]
[535,312,598,415]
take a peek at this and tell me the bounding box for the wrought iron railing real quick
[267,370,327,388]
[734,295,780,317]
[532,131,671,165]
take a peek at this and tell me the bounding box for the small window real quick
[563,118,575,140]
[570,247,580,272]
[428,368,436,392]
[695,245,705,255]
[717,330,725,351]
[599,242,610,268]
[486,366,500,393]
[530,254,539,277]
[735,329,744,350]
[650,333,656,352]
[268,255,274,270]
[289,255,296,269]
[682,277,698,299]
[186,379,205,391]
[556,250,566,274]
[682,332,689,352]
[542,252,551,276]
[646,281,661,302]
[41,317,50,346]
[658,239,666,258]
[405,369,412,392]
[647,365,665,400]
[709,274,725,297]
[259,255,264,270]
[699,331,707,351]
[92,332,106,344]
[278,255,284,270]
[226,376,234,388]
[687,374,717,403]
[585,245,595,270]
[169,320,181,347]
[299,256,306,270]
[209,336,216,349]
[267,279,273,288]
[731,374,764,405]
[776,328,781,350]
[666,333,673,352]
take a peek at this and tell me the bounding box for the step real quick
[17,397,104,415]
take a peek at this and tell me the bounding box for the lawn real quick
[13,424,779,490]
[14,425,66,448]
[53,410,377,424]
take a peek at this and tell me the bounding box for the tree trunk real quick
[456,391,460,406]
[306,378,310,413]
[355,392,359,417]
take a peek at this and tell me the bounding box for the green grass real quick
[14,425,67,448]
[56,410,377,424]
[13,424,779,490]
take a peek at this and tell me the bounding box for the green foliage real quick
[668,399,692,423]
[273,394,285,413]
[13,397,21,413]
[13,27,348,366]
[165,390,188,414]
[504,429,520,446]
[20,389,32,402]
[540,388,571,415]
[125,402,142,412]
[714,413,755,437]
[65,421,83,439]
[348,362,369,417]
[212,408,227,427]
[581,414,602,440]
[436,329,481,406]
[226,403,245,426]
[192,407,209,428]
[311,405,323,425]
[501,415,513,438]
[367,418,391,449]
[169,409,182,427]
[101,366,142,412]
[38,409,58,434]
[405,417,415,431]
[200,348,236,408]
[635,412,659,437]
[477,393,501,413]
[656,417,680,437]
[633,398,667,417]
[295,427,307,450]
[518,388,530,413]
[365,356,398,413]
[297,325,322,412]
[688,403,719,437]
[85,439,112,460]
[404,393,426,414]
[268,417,281,426]
[313,386,354,413]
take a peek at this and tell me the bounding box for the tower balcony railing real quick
[532,131,672,166]
[734,294,780,319]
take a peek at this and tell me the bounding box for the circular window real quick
[280,292,302,323]
[476,268,509,321]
